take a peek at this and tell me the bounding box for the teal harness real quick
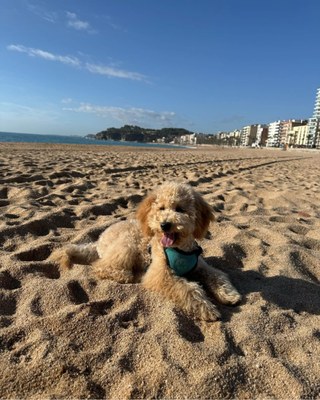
[164,246,202,277]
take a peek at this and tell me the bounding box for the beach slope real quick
[0,144,319,399]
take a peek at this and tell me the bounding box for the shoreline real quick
[1,139,319,154]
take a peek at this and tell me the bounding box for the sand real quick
[0,142,319,399]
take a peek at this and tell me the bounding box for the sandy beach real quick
[0,143,319,399]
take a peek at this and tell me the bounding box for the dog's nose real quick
[161,222,172,232]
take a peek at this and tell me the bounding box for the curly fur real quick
[56,181,241,321]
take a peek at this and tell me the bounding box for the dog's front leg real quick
[197,257,241,305]
[142,246,221,321]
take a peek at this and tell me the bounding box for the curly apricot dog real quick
[58,182,241,321]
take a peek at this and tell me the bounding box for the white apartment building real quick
[312,87,320,118]
[240,125,258,146]
[231,129,241,146]
[266,120,281,147]
[180,133,197,145]
[240,126,250,146]
[218,130,241,146]
[307,87,320,147]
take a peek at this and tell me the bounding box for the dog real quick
[58,182,241,321]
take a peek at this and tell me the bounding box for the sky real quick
[1,0,320,136]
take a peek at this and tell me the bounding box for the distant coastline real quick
[0,131,187,149]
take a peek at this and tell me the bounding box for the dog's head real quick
[136,182,214,248]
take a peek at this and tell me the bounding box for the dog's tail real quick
[52,244,99,270]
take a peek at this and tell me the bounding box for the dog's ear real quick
[136,192,156,237]
[193,191,215,239]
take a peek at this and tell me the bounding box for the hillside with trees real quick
[89,125,194,143]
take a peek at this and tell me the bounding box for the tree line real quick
[91,125,194,143]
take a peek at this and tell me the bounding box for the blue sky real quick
[1,0,320,136]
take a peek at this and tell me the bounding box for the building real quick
[314,120,320,148]
[240,124,258,146]
[307,87,320,148]
[266,121,282,147]
[287,124,309,147]
[267,119,307,147]
[180,133,197,145]
[280,120,308,146]
[256,124,268,146]
[240,126,250,146]
[229,129,241,146]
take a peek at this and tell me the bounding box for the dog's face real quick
[136,182,214,248]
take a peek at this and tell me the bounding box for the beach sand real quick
[0,143,319,399]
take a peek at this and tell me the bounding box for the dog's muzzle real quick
[160,222,176,247]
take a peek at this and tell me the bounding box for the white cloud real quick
[7,44,147,81]
[66,11,94,33]
[61,98,73,104]
[26,4,95,33]
[63,103,176,126]
[26,2,57,23]
[85,63,147,81]
[7,44,81,67]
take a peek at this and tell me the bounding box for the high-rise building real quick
[256,124,268,146]
[280,120,308,146]
[289,124,309,147]
[267,120,307,147]
[312,87,320,118]
[266,121,282,147]
[307,88,320,148]
[240,124,258,146]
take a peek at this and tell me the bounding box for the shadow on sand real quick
[205,243,320,316]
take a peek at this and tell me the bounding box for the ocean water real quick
[0,131,184,149]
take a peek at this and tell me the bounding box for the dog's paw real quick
[49,249,72,270]
[185,281,221,321]
[216,283,242,306]
[194,300,221,322]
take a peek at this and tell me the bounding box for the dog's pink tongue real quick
[161,233,175,247]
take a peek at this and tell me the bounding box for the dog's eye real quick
[175,206,185,213]
[159,206,165,211]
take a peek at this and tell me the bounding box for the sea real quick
[0,131,185,149]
